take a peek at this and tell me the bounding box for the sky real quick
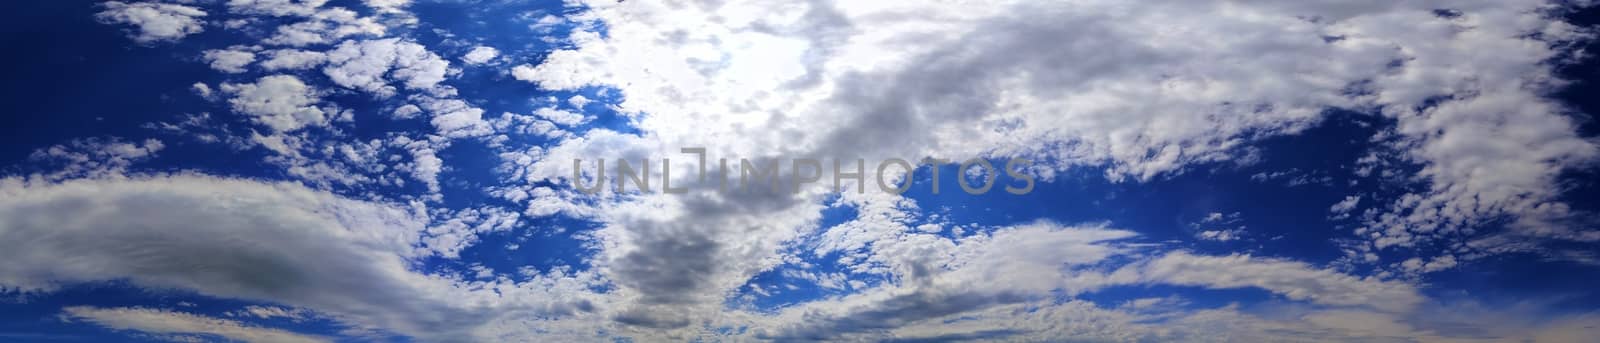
[2,0,1600,342]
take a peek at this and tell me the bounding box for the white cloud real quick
[461,46,500,65]
[263,8,386,46]
[510,64,539,82]
[1329,195,1362,220]
[323,38,451,97]
[366,0,412,13]
[63,306,326,343]
[95,2,207,43]
[1192,212,1246,241]
[490,112,565,139]
[228,305,310,321]
[1130,252,1423,313]
[415,97,493,139]
[220,75,327,132]
[531,107,588,126]
[226,0,329,17]
[191,82,216,100]
[1330,195,1362,214]
[203,47,258,73]
[567,95,591,108]
[1196,229,1245,242]
[27,138,164,181]
[259,49,329,70]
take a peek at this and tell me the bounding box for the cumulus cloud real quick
[366,0,412,13]
[226,0,329,17]
[220,75,327,132]
[530,107,587,126]
[259,49,329,70]
[323,38,451,97]
[461,46,500,65]
[263,8,386,46]
[95,2,207,43]
[415,97,493,139]
[27,137,164,181]
[202,46,258,73]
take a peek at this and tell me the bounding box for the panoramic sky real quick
[4,0,1600,342]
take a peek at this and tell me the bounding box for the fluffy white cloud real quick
[202,46,258,73]
[221,75,327,132]
[415,97,493,139]
[263,8,386,46]
[95,2,207,43]
[259,49,329,70]
[62,306,326,343]
[323,38,451,97]
[26,137,164,181]
[227,0,328,17]
[366,0,412,13]
[461,46,500,65]
[530,107,587,126]
[1330,195,1362,216]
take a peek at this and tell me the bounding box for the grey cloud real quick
[0,175,577,341]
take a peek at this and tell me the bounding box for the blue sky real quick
[3,0,1600,342]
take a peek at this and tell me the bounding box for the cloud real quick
[323,38,451,97]
[226,0,329,17]
[530,107,588,126]
[514,1,1600,298]
[95,2,207,43]
[63,0,1600,341]
[26,137,165,181]
[415,97,493,139]
[0,175,429,319]
[462,46,500,65]
[0,174,597,341]
[752,219,1423,341]
[1196,229,1246,242]
[228,306,311,321]
[62,306,327,343]
[1130,252,1424,313]
[1330,195,1361,216]
[366,0,412,13]
[259,49,329,70]
[263,8,386,46]
[221,75,328,132]
[203,46,258,73]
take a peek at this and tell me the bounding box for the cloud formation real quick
[38,0,1600,341]
[62,306,327,343]
[95,1,208,43]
